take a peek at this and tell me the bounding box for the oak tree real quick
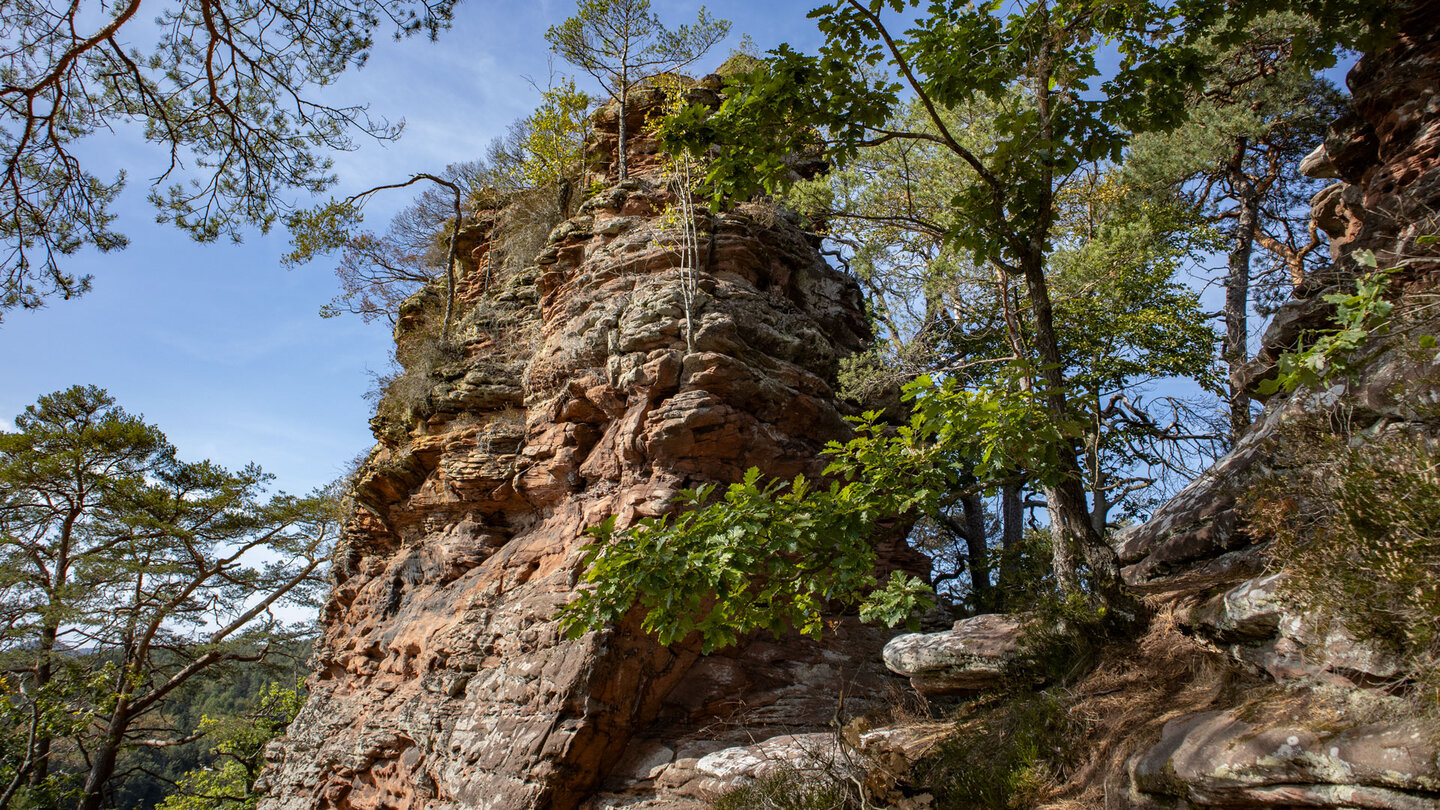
[661,0,1382,614]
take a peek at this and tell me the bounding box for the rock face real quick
[258,84,924,810]
[1181,573,1403,684]
[1113,7,1440,807]
[1131,709,1440,809]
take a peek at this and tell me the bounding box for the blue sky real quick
[0,1,819,497]
[0,0,1360,500]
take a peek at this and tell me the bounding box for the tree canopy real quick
[0,386,336,810]
[0,0,460,321]
[639,0,1386,622]
[546,0,729,180]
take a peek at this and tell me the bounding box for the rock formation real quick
[862,5,1440,808]
[1110,5,1440,806]
[262,6,1440,808]
[257,80,925,810]
[881,614,1024,696]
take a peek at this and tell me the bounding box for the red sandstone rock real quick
[257,83,925,810]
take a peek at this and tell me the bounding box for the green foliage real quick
[547,0,729,179]
[155,682,304,810]
[913,691,1078,810]
[369,293,463,435]
[0,667,110,809]
[1048,175,1222,396]
[560,465,934,653]
[0,386,335,809]
[280,200,364,270]
[561,373,1077,651]
[897,374,1070,489]
[488,80,594,190]
[1120,13,1349,293]
[0,0,461,320]
[714,36,763,79]
[545,0,730,89]
[1257,254,1396,395]
[711,767,858,810]
[519,80,593,187]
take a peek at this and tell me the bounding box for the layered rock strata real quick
[258,84,923,810]
[881,614,1025,696]
[1114,6,1440,806]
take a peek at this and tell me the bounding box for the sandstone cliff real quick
[263,9,1440,809]
[258,81,924,810]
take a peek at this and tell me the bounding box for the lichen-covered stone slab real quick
[882,613,1024,695]
[1131,708,1440,809]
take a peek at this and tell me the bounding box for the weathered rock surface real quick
[1130,708,1440,809]
[1115,6,1440,808]
[1182,573,1402,684]
[882,614,1025,695]
[258,84,924,810]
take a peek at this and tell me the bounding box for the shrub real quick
[912,691,1078,810]
[489,184,565,283]
[712,768,860,810]
[985,529,1120,685]
[368,292,463,435]
[1244,424,1440,696]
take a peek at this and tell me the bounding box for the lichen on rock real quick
[257,78,925,810]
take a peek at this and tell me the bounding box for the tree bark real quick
[617,77,629,181]
[998,482,1024,604]
[28,624,56,788]
[1224,138,1261,441]
[1020,255,1132,615]
[1021,13,1132,616]
[76,702,128,810]
[960,491,992,610]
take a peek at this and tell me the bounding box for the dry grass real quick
[1035,603,1248,809]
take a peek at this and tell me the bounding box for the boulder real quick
[1185,573,1403,684]
[883,614,1025,695]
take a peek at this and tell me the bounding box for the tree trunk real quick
[960,491,992,610]
[1044,488,1078,594]
[1019,256,1132,615]
[997,482,1023,604]
[1224,138,1261,441]
[76,703,128,810]
[28,625,55,788]
[1017,6,1126,613]
[617,82,629,181]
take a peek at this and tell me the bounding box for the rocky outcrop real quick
[1130,708,1440,809]
[258,83,924,810]
[641,723,940,802]
[1181,573,1402,685]
[1113,6,1440,807]
[881,614,1025,696]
